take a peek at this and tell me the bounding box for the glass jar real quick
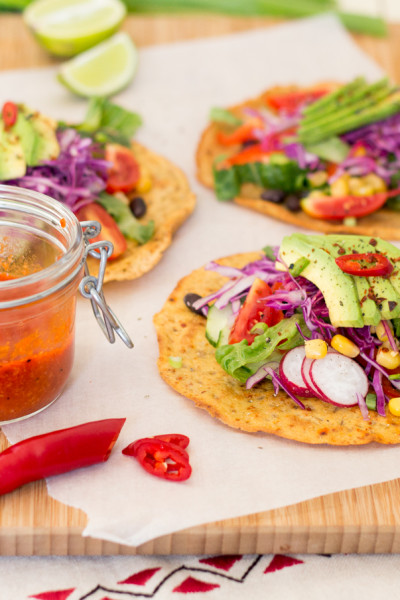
[0,184,131,425]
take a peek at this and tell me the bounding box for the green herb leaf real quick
[262,245,276,261]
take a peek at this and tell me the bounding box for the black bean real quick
[260,189,285,203]
[241,139,258,149]
[129,196,147,218]
[184,293,205,316]
[284,194,301,212]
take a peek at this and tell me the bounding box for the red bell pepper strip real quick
[122,436,192,482]
[216,118,263,146]
[335,253,394,277]
[0,418,126,496]
[264,88,328,113]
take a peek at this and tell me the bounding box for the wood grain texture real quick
[1,13,400,556]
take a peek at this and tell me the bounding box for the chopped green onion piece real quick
[209,107,242,126]
[250,322,269,335]
[366,392,377,411]
[389,374,400,380]
[262,245,276,261]
[289,257,310,277]
[343,217,357,227]
[168,356,182,368]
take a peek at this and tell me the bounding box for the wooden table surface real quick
[1,13,400,556]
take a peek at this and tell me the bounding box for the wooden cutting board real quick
[1,12,400,556]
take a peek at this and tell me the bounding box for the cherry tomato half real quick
[229,278,284,345]
[76,202,127,260]
[2,101,17,129]
[382,367,400,399]
[105,144,140,194]
[301,188,400,220]
[335,253,394,277]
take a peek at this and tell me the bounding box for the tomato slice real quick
[2,101,17,129]
[216,118,263,146]
[105,144,140,193]
[301,188,400,220]
[335,253,394,277]
[76,202,127,260]
[382,367,400,399]
[229,278,284,345]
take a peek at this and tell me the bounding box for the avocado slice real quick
[279,233,364,328]
[305,234,381,326]
[19,106,59,164]
[322,235,400,321]
[11,111,39,167]
[0,121,26,180]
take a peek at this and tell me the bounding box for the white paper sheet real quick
[2,15,396,547]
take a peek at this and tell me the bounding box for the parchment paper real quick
[2,15,397,547]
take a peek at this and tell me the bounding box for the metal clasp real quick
[79,220,133,349]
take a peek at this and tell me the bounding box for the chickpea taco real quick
[154,233,400,445]
[0,98,195,283]
[196,77,400,239]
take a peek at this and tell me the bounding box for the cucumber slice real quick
[205,303,234,348]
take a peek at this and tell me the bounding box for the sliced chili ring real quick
[2,101,18,129]
[335,253,394,277]
[127,439,191,482]
[122,434,190,457]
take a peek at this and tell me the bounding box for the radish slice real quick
[301,357,327,400]
[310,352,368,407]
[279,347,314,397]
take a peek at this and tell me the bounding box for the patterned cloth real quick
[1,553,399,599]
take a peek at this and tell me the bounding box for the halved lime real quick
[58,32,139,98]
[23,0,127,57]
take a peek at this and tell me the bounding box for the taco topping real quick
[208,77,400,224]
[187,233,400,421]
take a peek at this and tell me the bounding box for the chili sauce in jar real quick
[0,185,85,424]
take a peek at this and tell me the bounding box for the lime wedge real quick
[23,0,126,57]
[58,32,139,98]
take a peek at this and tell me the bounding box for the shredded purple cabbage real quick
[8,128,110,213]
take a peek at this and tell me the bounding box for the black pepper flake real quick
[369,238,378,247]
[389,301,398,312]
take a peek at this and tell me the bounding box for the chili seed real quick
[260,189,285,203]
[129,196,147,218]
[284,194,301,212]
[184,293,205,316]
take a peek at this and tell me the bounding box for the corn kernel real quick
[376,321,392,342]
[363,173,386,193]
[304,339,328,360]
[330,334,360,358]
[308,171,328,188]
[135,171,152,194]
[376,347,400,370]
[388,397,400,417]
[330,175,349,197]
[353,145,366,157]
[348,177,364,195]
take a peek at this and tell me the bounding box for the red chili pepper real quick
[0,418,125,496]
[123,436,192,482]
[335,253,394,277]
[2,101,18,129]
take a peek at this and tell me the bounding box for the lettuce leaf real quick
[213,159,308,201]
[97,192,154,244]
[215,315,308,384]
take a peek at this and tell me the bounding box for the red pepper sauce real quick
[0,336,74,421]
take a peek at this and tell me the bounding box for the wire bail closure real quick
[79,220,133,348]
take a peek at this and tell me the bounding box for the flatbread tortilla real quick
[154,252,400,446]
[196,84,400,240]
[89,142,196,283]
